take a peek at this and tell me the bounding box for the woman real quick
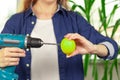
[0,0,118,80]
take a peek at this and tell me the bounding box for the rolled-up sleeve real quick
[99,41,118,60]
[75,13,119,60]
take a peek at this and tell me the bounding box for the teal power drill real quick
[0,34,54,80]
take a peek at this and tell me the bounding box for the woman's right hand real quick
[0,47,25,68]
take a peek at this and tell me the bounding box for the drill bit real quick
[42,42,60,46]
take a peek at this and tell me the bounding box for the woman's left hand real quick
[64,33,97,58]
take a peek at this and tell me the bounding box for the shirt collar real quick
[24,4,66,18]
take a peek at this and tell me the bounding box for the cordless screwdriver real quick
[0,34,58,80]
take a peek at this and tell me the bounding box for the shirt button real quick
[32,13,35,16]
[31,21,35,25]
[26,48,29,51]
[26,64,30,67]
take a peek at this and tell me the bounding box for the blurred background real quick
[0,0,120,80]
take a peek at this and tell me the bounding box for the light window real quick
[0,0,17,32]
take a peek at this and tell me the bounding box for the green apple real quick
[60,38,76,55]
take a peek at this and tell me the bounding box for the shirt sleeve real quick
[75,13,119,60]
[1,13,23,34]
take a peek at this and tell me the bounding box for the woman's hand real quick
[65,33,108,58]
[0,47,25,68]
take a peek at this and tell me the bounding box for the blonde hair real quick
[17,0,69,12]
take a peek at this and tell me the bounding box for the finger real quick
[5,57,20,62]
[0,61,19,67]
[5,61,19,66]
[64,33,74,38]
[3,47,26,57]
[0,63,6,68]
[64,33,83,40]
[5,52,26,57]
[6,47,25,53]
[69,33,84,40]
[66,51,78,58]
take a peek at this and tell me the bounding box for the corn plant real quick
[98,0,120,80]
[69,0,120,80]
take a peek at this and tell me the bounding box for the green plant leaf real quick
[68,0,75,4]
[92,55,98,80]
[101,0,106,19]
[107,4,118,27]
[77,5,86,14]
[69,0,85,15]
[111,19,120,38]
[114,59,120,80]
[102,61,108,80]
[98,8,107,33]
[101,0,108,36]
[94,68,98,80]
[109,61,114,80]
[84,54,90,76]
[83,0,95,22]
[71,4,77,11]
[109,59,120,80]
[92,55,97,76]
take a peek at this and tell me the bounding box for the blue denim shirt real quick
[1,6,118,80]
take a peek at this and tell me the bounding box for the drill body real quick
[0,34,43,80]
[0,34,26,49]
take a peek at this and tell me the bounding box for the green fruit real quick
[60,38,76,55]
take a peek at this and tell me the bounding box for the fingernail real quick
[66,55,70,58]
[19,53,26,57]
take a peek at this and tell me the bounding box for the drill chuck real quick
[26,36,43,48]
